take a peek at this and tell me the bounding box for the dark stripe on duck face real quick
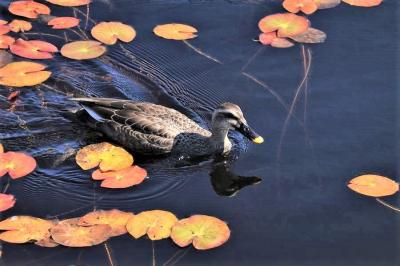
[216,110,240,121]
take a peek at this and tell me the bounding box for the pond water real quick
[0,0,399,265]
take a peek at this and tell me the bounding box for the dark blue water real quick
[0,0,399,265]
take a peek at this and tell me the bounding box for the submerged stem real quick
[376,198,400,213]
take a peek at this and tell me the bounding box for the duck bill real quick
[237,123,264,144]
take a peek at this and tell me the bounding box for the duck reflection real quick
[209,160,261,197]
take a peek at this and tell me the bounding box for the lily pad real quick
[9,1,51,19]
[348,175,399,197]
[171,215,231,250]
[61,41,106,60]
[48,17,80,29]
[0,36,15,49]
[126,210,178,240]
[283,0,318,15]
[153,23,198,40]
[9,20,32,33]
[92,165,147,189]
[50,218,111,247]
[0,61,51,87]
[75,142,133,171]
[0,151,37,179]
[258,13,310,38]
[91,22,136,45]
[314,0,341,9]
[259,32,294,48]
[0,193,16,212]
[0,216,54,244]
[79,209,134,237]
[342,0,382,7]
[10,39,58,60]
[46,0,91,7]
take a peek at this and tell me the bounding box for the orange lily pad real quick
[0,216,54,244]
[0,25,10,35]
[153,23,198,40]
[92,165,147,189]
[10,39,58,60]
[171,215,231,250]
[283,0,318,15]
[50,218,111,247]
[342,0,382,7]
[0,151,37,179]
[259,32,294,48]
[0,193,16,212]
[79,209,134,237]
[348,175,399,197]
[0,144,4,153]
[61,40,106,60]
[48,17,80,29]
[314,0,341,9]
[0,35,15,49]
[91,22,136,45]
[9,1,51,19]
[9,20,32,33]
[75,142,133,171]
[289,27,327,43]
[46,0,91,7]
[258,13,309,37]
[126,210,178,240]
[0,20,7,25]
[0,61,51,87]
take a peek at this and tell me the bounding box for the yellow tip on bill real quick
[253,136,264,144]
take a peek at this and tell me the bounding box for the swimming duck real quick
[71,97,263,157]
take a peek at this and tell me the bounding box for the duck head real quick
[211,103,264,145]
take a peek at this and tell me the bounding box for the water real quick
[0,0,399,265]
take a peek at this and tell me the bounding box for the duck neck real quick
[210,126,232,153]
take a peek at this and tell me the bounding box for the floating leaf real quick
[283,0,318,15]
[342,0,382,7]
[0,25,10,35]
[171,215,231,250]
[0,216,54,244]
[79,209,134,237]
[0,144,3,153]
[10,39,58,60]
[9,20,32,33]
[46,0,91,7]
[92,165,147,189]
[348,175,399,197]
[0,151,37,179]
[314,0,341,9]
[48,17,80,29]
[0,194,16,212]
[50,218,111,247]
[259,32,294,48]
[91,22,136,45]
[0,20,7,25]
[0,35,15,49]
[153,23,198,40]
[126,210,178,240]
[61,40,106,60]
[289,27,327,43]
[0,61,51,87]
[9,1,51,19]
[75,142,133,171]
[258,13,309,37]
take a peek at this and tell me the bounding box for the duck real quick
[71,97,264,158]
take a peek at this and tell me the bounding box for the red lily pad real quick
[10,39,58,60]
[0,151,37,179]
[9,1,51,19]
[0,194,16,212]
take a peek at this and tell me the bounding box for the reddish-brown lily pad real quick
[0,151,37,179]
[9,1,51,19]
[10,39,58,60]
